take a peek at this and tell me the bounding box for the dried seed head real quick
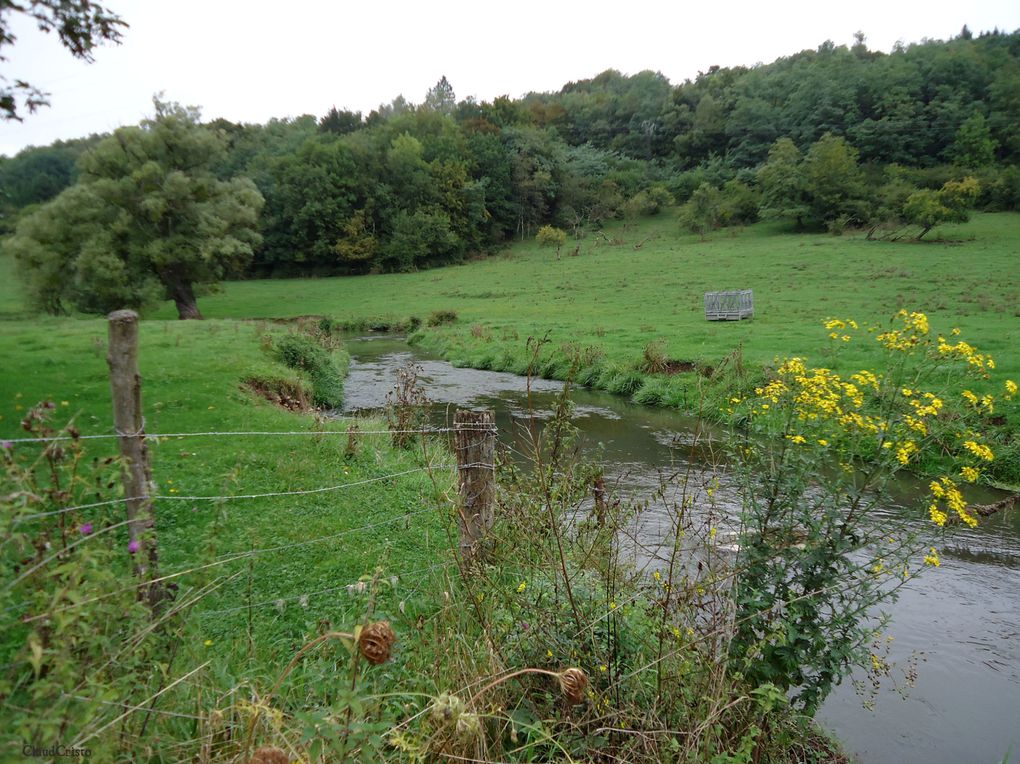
[358,620,396,664]
[558,668,588,704]
[455,711,482,740]
[430,692,464,724]
[251,745,289,764]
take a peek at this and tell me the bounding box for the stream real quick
[342,335,1020,764]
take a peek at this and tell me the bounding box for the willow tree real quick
[7,98,263,319]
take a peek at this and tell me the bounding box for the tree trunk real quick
[167,277,203,320]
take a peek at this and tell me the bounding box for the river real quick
[342,335,1020,764]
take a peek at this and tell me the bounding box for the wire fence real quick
[3,415,496,631]
[2,424,496,445]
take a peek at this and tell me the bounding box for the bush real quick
[427,309,458,327]
[536,225,567,251]
[274,332,346,408]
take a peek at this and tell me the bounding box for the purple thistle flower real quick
[1,440,12,451]
[128,539,140,554]
[79,523,93,536]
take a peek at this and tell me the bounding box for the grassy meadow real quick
[1,211,1018,760]
[0,311,453,656]
[112,210,1020,480]
[140,212,1019,398]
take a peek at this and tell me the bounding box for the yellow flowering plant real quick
[726,310,1015,712]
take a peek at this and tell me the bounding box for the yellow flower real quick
[962,440,994,462]
[516,582,527,593]
[817,439,829,447]
[786,434,807,444]
[204,639,213,647]
[547,649,553,658]
[923,548,941,567]
[1005,380,1017,400]
[895,441,918,465]
[960,466,980,483]
[901,388,913,397]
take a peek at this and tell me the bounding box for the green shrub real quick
[427,309,458,327]
[274,332,347,408]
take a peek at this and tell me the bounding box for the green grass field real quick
[2,211,1015,759]
[4,211,1018,459]
[128,212,1019,393]
[0,316,452,653]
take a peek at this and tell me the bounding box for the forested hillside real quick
[3,28,1018,293]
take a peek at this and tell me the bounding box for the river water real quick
[342,336,1020,764]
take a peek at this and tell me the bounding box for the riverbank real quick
[344,334,1020,764]
[1,316,860,762]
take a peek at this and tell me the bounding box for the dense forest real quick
[2,28,1019,313]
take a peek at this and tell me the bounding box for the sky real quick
[2,0,1019,157]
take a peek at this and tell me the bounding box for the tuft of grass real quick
[273,331,348,409]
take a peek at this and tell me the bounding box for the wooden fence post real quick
[454,409,496,563]
[107,310,164,607]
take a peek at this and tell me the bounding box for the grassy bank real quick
[136,211,1020,482]
[0,316,455,711]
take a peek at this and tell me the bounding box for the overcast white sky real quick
[2,0,1019,157]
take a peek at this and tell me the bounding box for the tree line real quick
[2,29,1019,318]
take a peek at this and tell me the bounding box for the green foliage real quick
[757,138,808,226]
[948,113,998,168]
[718,179,760,226]
[803,133,869,229]
[426,309,458,326]
[383,208,462,271]
[535,224,567,250]
[680,182,722,238]
[5,98,264,319]
[0,404,180,757]
[903,177,981,238]
[622,185,674,218]
[273,332,347,408]
[0,140,98,232]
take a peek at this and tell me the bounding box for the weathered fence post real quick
[107,310,164,607]
[454,409,496,563]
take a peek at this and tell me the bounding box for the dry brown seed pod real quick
[558,668,589,704]
[251,745,289,764]
[358,620,397,664]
